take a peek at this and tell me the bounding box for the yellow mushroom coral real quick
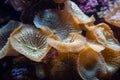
[77,43,107,80]
[86,23,120,77]
[33,0,95,40]
[10,24,52,62]
[34,9,80,40]
[64,0,95,25]
[47,32,87,53]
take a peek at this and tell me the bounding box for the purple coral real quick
[79,5,97,13]
[78,0,99,13]
[76,0,108,14]
[87,0,98,7]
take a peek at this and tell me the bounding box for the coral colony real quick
[0,0,120,80]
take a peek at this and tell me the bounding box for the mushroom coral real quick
[47,32,86,53]
[33,0,95,39]
[34,9,79,40]
[0,0,120,80]
[10,24,52,62]
[77,42,107,80]
[86,23,120,78]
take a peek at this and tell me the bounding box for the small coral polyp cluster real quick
[0,0,120,80]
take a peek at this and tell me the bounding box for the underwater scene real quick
[0,0,120,80]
